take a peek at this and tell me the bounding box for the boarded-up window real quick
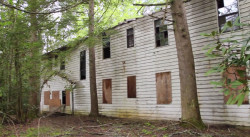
[103,79,112,104]
[66,90,70,106]
[49,91,61,107]
[224,66,249,104]
[127,28,134,48]
[80,50,86,80]
[44,91,51,105]
[52,91,60,99]
[127,76,136,98]
[156,72,172,104]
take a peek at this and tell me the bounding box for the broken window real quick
[156,72,172,104]
[103,79,112,104]
[127,76,136,98]
[103,33,111,59]
[127,28,134,48]
[155,19,168,47]
[62,90,70,106]
[217,0,240,32]
[80,50,86,80]
[62,91,66,105]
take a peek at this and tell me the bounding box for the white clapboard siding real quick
[185,0,250,126]
[41,0,250,126]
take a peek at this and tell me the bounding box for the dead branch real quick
[38,105,65,137]
[85,123,113,128]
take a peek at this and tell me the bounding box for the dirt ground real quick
[1,114,250,137]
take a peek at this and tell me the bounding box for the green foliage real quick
[141,129,153,135]
[203,17,250,106]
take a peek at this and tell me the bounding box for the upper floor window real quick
[102,33,111,59]
[217,0,240,32]
[155,19,168,47]
[60,60,65,70]
[80,50,86,80]
[127,28,134,48]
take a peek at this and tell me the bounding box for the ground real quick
[1,114,250,137]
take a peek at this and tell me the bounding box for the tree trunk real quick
[88,0,99,117]
[27,0,41,118]
[170,0,205,128]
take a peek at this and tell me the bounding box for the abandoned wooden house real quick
[40,0,250,126]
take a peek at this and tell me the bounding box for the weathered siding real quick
[185,0,250,126]
[95,11,181,120]
[41,0,250,126]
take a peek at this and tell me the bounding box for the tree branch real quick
[133,3,166,6]
[0,1,88,14]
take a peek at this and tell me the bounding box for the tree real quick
[134,0,205,128]
[88,0,99,117]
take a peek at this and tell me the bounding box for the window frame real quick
[216,0,241,33]
[127,76,137,98]
[127,28,134,48]
[154,19,168,47]
[80,50,86,80]
[60,59,65,70]
[102,33,111,59]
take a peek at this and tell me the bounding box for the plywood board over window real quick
[44,91,51,105]
[127,76,136,98]
[103,79,112,104]
[224,66,249,104]
[156,72,172,104]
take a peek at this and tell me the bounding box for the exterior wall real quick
[95,12,181,120]
[40,0,250,126]
[185,0,250,126]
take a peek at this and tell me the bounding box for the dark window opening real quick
[103,33,111,59]
[80,50,86,80]
[127,28,134,48]
[62,91,66,105]
[155,19,168,47]
[156,72,172,104]
[217,0,240,32]
[103,79,112,104]
[60,60,65,70]
[127,76,136,98]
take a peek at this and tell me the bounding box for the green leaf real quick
[237,94,245,106]
[226,95,234,104]
[230,80,243,89]
[227,21,233,27]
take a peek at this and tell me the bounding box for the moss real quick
[180,118,206,130]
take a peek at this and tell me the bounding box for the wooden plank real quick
[66,90,70,106]
[127,76,136,98]
[52,91,60,99]
[156,72,172,104]
[44,91,50,105]
[103,79,112,104]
